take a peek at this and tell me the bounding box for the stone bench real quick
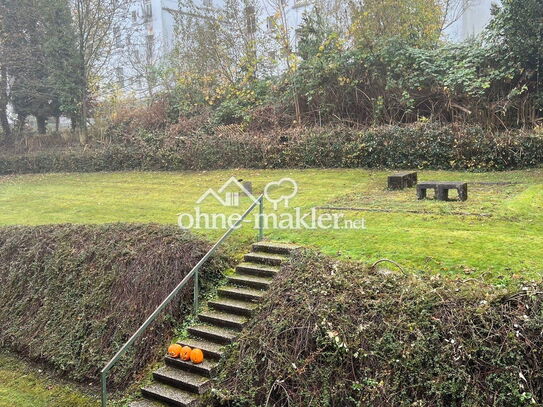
[417,181,468,201]
[388,172,418,190]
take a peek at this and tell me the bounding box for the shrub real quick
[0,123,542,174]
[98,95,170,139]
[210,249,543,407]
[0,223,231,388]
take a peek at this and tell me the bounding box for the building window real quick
[116,67,124,88]
[245,6,256,34]
[131,10,138,23]
[143,3,152,23]
[146,34,154,60]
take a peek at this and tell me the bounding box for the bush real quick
[210,249,543,407]
[0,123,542,174]
[0,223,232,388]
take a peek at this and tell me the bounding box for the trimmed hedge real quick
[211,250,543,407]
[1,124,542,174]
[0,224,231,388]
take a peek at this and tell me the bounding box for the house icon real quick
[196,177,257,207]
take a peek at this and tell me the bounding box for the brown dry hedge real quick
[211,250,543,407]
[0,223,231,388]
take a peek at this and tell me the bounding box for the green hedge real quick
[0,224,231,388]
[1,124,542,174]
[210,250,543,407]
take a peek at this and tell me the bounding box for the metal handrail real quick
[100,195,265,406]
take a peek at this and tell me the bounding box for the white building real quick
[443,0,500,42]
[110,0,179,97]
[113,0,499,96]
[111,0,316,95]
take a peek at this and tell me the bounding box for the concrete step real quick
[227,273,273,290]
[252,241,299,255]
[141,383,199,407]
[129,400,166,407]
[217,285,266,302]
[165,355,217,377]
[178,337,224,359]
[198,310,248,330]
[236,262,279,277]
[244,252,288,266]
[187,324,238,344]
[208,297,259,316]
[153,366,210,394]
[137,242,293,406]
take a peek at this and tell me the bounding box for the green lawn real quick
[0,353,98,407]
[1,168,542,284]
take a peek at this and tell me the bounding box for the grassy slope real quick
[0,353,98,407]
[0,168,542,283]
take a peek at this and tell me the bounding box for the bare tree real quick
[262,0,349,121]
[439,0,475,33]
[264,0,301,122]
[70,0,132,143]
[122,17,167,99]
[174,0,267,84]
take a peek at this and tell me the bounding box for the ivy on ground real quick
[211,249,543,407]
[0,223,231,388]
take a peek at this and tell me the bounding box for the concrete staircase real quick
[130,242,298,407]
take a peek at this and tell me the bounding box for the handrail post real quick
[101,371,107,407]
[258,196,264,241]
[193,266,199,315]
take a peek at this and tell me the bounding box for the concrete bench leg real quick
[458,185,468,201]
[437,186,449,201]
[417,186,427,199]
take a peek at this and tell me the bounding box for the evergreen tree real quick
[488,0,543,110]
[1,0,56,134]
[0,0,82,136]
[42,0,82,130]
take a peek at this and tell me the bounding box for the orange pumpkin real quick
[180,346,192,361]
[168,344,183,358]
[190,348,204,364]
